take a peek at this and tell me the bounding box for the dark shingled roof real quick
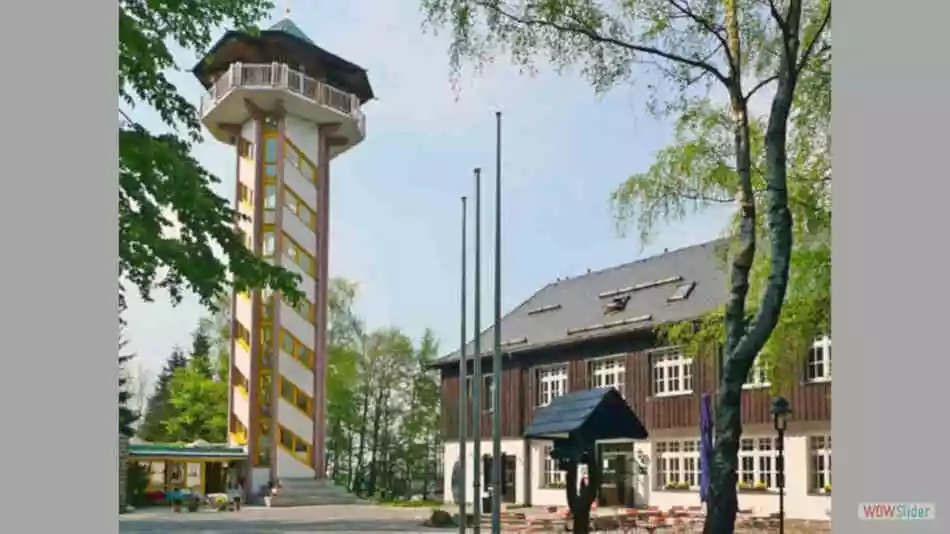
[192,17,375,103]
[524,387,648,441]
[268,18,316,45]
[436,239,729,365]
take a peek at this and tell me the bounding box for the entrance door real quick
[597,443,636,508]
[502,454,516,504]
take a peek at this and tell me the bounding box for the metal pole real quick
[472,168,483,534]
[490,111,503,533]
[777,427,786,534]
[458,196,468,533]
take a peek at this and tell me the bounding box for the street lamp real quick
[771,396,791,534]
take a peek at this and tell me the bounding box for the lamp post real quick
[771,396,791,534]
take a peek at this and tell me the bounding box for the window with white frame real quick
[540,445,566,488]
[652,350,693,397]
[484,374,495,413]
[589,357,626,395]
[807,335,832,382]
[654,439,700,490]
[810,435,832,493]
[537,365,568,406]
[465,374,494,412]
[743,358,771,389]
[737,437,778,490]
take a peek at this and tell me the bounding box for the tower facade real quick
[194,17,373,490]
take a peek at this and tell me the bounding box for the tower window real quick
[264,137,279,163]
[263,184,277,210]
[262,232,275,257]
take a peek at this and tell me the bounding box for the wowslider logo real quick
[859,503,935,521]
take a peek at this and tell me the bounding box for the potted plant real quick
[676,481,691,490]
[823,483,831,494]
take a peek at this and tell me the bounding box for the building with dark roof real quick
[433,240,832,520]
[194,14,371,505]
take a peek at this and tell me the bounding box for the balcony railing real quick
[200,62,365,136]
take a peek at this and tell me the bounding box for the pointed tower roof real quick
[192,16,375,103]
[268,18,315,46]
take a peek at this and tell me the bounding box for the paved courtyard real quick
[120,504,454,533]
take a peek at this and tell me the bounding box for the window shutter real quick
[648,352,655,396]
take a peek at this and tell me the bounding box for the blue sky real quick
[123,1,735,385]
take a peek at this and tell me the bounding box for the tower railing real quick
[200,62,366,136]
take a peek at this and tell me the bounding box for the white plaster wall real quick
[279,301,315,351]
[250,467,271,494]
[527,440,586,506]
[282,205,317,256]
[440,429,832,521]
[233,337,251,382]
[235,296,252,337]
[276,446,316,480]
[284,115,320,166]
[238,158,256,191]
[442,439,527,506]
[283,160,319,204]
[232,385,250,428]
[277,396,315,445]
[645,425,831,521]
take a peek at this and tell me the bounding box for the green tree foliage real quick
[188,326,215,380]
[137,347,188,442]
[319,281,443,502]
[199,292,233,381]
[418,1,829,531]
[119,0,301,308]
[163,356,229,442]
[119,292,138,437]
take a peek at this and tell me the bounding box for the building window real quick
[744,359,771,389]
[810,435,832,494]
[654,440,700,490]
[540,446,566,488]
[237,137,253,159]
[263,183,277,210]
[287,295,315,322]
[465,373,494,412]
[807,335,832,382]
[538,365,568,407]
[484,374,495,413]
[264,137,278,163]
[284,237,316,276]
[652,349,693,397]
[589,357,625,395]
[285,190,317,231]
[737,437,778,491]
[262,231,275,257]
[278,425,312,464]
[237,182,252,207]
[279,377,313,417]
[232,368,249,395]
[279,329,314,369]
[234,320,251,350]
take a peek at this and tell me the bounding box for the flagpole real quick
[490,111,503,533]
[458,196,468,533]
[472,167,483,534]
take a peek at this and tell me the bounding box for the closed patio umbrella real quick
[699,393,714,504]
